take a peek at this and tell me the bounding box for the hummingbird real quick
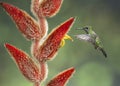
[75,26,107,58]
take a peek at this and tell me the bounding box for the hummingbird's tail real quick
[99,47,107,58]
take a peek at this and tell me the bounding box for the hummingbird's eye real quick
[84,27,88,30]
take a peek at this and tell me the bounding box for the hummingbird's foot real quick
[60,34,73,47]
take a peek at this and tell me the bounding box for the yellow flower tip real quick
[60,34,73,47]
[60,39,65,47]
[64,34,73,41]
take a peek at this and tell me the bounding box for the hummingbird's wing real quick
[75,34,107,58]
[75,34,94,43]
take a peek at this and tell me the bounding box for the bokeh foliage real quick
[0,0,120,86]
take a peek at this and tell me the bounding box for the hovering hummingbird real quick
[75,26,107,58]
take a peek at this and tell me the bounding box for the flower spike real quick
[1,0,76,86]
[0,2,42,40]
[47,67,75,86]
[35,17,75,62]
[5,43,40,83]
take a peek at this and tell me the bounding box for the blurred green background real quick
[0,0,120,86]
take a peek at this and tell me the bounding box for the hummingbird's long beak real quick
[76,27,89,34]
[75,28,84,30]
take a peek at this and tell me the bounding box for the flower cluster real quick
[0,0,75,86]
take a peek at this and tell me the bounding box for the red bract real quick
[31,0,63,18]
[35,17,75,62]
[31,0,40,17]
[40,0,63,17]
[5,43,40,83]
[47,67,75,86]
[0,2,43,40]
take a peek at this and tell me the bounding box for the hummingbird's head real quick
[81,26,89,34]
[76,26,92,34]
